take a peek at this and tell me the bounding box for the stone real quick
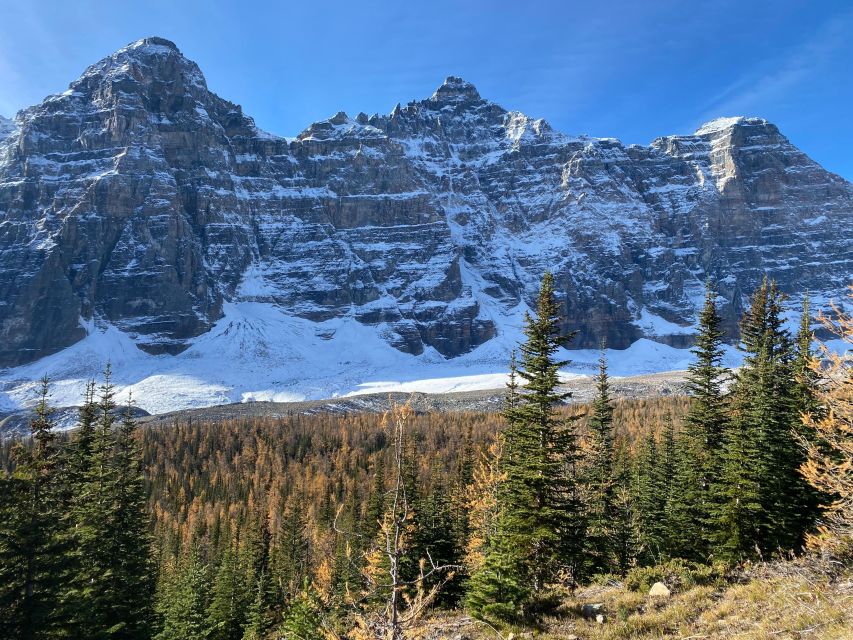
[1,38,851,368]
[596,614,605,624]
[582,603,604,619]
[649,581,671,598]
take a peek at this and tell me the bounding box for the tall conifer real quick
[584,349,617,575]
[0,379,64,640]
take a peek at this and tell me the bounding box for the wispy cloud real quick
[692,9,852,128]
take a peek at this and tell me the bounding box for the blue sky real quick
[1,0,851,179]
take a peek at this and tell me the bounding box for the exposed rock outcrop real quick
[0,38,850,367]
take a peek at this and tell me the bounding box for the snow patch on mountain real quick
[0,301,745,418]
[0,115,15,138]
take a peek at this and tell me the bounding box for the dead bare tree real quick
[334,400,459,639]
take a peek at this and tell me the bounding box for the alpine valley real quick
[0,37,851,413]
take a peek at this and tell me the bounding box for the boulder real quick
[649,581,671,598]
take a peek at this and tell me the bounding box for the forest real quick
[1,274,851,640]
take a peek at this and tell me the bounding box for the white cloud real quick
[693,10,852,127]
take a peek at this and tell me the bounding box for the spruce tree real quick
[633,432,667,564]
[673,282,729,560]
[109,398,156,639]
[207,545,248,640]
[507,272,584,591]
[583,349,617,575]
[365,453,386,541]
[468,272,584,619]
[789,295,823,540]
[278,579,324,640]
[792,296,820,419]
[0,378,64,640]
[410,471,462,605]
[712,278,808,558]
[464,532,528,622]
[611,439,639,576]
[155,549,210,640]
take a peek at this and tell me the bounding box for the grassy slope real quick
[424,560,853,639]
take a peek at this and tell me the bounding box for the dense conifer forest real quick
[1,276,851,639]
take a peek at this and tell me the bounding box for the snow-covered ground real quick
[0,300,753,416]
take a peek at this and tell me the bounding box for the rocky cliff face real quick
[0,38,850,368]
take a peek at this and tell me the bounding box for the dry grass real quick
[421,560,853,640]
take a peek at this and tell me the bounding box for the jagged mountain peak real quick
[67,36,209,100]
[694,116,772,136]
[123,36,182,54]
[0,36,850,385]
[429,75,482,104]
[297,109,385,141]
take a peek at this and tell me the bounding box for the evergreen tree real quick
[506,272,584,591]
[155,549,210,640]
[66,366,123,637]
[278,580,324,640]
[633,432,667,564]
[789,295,823,540]
[410,471,463,605]
[0,378,64,640]
[275,494,311,600]
[467,272,584,619]
[792,296,821,420]
[712,278,808,558]
[365,454,386,541]
[583,349,617,575]
[673,282,729,560]
[207,545,248,640]
[67,380,97,486]
[110,397,156,639]
[610,440,640,576]
[464,532,529,622]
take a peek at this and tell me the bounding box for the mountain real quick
[0,37,850,381]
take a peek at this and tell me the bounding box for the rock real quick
[649,581,671,598]
[1,38,851,368]
[582,602,604,619]
[596,614,605,624]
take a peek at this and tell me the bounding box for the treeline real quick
[1,275,850,638]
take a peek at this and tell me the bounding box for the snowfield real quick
[0,300,749,417]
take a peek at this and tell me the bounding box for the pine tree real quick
[508,272,584,591]
[67,380,97,486]
[583,348,617,575]
[0,378,65,640]
[792,296,820,419]
[365,453,386,541]
[790,295,823,537]
[464,532,528,622]
[410,471,462,605]
[276,494,311,600]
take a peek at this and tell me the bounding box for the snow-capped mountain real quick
[0,37,850,399]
